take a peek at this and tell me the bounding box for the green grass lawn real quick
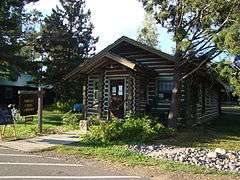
[2,110,77,140]
[56,141,238,176]
[158,111,240,151]
[55,107,240,176]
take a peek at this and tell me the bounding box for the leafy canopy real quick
[137,13,159,48]
[139,0,240,61]
[214,59,240,97]
[139,0,240,126]
[0,0,39,79]
[35,0,98,101]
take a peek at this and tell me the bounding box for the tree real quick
[214,59,240,97]
[35,0,98,101]
[137,13,159,48]
[139,0,240,127]
[0,0,39,79]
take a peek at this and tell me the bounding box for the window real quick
[93,80,99,103]
[4,87,13,100]
[118,85,123,96]
[112,86,117,96]
[157,80,174,102]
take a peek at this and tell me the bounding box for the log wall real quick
[196,83,220,122]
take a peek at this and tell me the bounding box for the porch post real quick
[82,79,87,119]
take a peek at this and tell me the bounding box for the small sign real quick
[19,94,38,116]
[25,116,34,123]
[0,106,14,125]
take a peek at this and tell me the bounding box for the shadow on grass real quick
[29,111,64,126]
[158,110,240,150]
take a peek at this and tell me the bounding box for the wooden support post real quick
[38,87,43,134]
[18,89,44,135]
[1,125,6,137]
[13,124,17,140]
[82,83,87,119]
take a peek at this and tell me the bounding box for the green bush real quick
[51,100,77,112]
[122,116,155,142]
[85,115,174,143]
[62,111,81,127]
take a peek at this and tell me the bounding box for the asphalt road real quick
[0,146,148,180]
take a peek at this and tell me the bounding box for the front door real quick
[109,79,125,118]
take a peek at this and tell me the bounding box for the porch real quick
[81,53,154,119]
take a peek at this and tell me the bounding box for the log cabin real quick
[66,36,225,127]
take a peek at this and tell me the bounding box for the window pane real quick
[157,80,174,102]
[118,85,123,96]
[112,86,117,96]
[158,81,174,91]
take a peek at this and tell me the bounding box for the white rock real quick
[215,148,226,155]
[207,152,218,159]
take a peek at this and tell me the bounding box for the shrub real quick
[62,111,81,127]
[51,100,77,112]
[122,116,155,142]
[88,115,102,126]
[84,115,174,143]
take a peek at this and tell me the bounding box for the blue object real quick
[73,103,83,112]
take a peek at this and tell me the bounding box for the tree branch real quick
[180,58,209,81]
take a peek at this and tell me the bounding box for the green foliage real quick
[137,13,159,48]
[139,0,240,126]
[139,0,240,58]
[62,111,81,127]
[85,116,174,143]
[51,100,77,112]
[0,0,39,79]
[214,60,240,97]
[34,0,98,101]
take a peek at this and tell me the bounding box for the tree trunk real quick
[168,56,181,128]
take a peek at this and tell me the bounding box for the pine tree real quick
[139,0,240,127]
[214,59,240,97]
[137,13,159,48]
[0,0,39,79]
[35,0,98,101]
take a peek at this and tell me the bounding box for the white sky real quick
[25,0,174,54]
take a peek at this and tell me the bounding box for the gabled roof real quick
[76,52,137,74]
[66,36,175,79]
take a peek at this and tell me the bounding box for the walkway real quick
[0,133,80,152]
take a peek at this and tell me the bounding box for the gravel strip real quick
[128,144,240,173]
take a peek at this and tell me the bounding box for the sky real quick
[25,0,175,54]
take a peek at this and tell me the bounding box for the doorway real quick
[109,79,125,118]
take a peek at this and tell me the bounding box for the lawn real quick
[56,139,240,177]
[158,110,240,151]
[1,110,77,140]
[56,141,224,175]
[55,106,240,176]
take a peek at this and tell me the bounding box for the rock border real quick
[128,144,240,172]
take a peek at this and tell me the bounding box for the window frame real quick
[156,80,174,102]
